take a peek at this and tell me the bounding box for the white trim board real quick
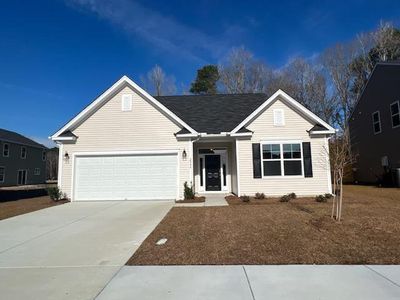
[230,89,335,134]
[51,76,197,140]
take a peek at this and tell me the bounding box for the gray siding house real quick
[349,62,400,184]
[0,129,47,187]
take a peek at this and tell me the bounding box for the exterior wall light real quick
[182,149,187,160]
[64,152,70,161]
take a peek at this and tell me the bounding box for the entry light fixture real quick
[64,152,70,161]
[182,149,187,160]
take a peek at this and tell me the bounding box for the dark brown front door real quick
[205,155,221,191]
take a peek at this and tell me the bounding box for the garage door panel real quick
[74,153,178,201]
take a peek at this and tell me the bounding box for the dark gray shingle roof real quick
[156,93,268,134]
[309,124,329,132]
[59,130,77,138]
[0,128,46,148]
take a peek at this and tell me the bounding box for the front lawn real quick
[127,185,400,265]
[0,196,68,221]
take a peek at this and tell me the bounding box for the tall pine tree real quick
[190,65,219,94]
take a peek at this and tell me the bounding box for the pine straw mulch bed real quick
[127,185,400,265]
[0,196,69,221]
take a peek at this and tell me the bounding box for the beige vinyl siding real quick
[60,85,190,200]
[238,97,331,196]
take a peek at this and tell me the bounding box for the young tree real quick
[141,65,176,96]
[329,130,356,221]
[190,65,219,94]
[218,47,272,93]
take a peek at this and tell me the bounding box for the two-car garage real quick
[73,152,178,201]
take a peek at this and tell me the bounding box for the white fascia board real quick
[50,136,77,141]
[230,132,253,137]
[175,133,199,138]
[309,130,335,135]
[51,76,197,139]
[230,89,335,134]
[199,133,228,137]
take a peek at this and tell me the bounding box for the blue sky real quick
[1,0,399,147]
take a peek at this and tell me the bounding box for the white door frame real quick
[197,148,229,193]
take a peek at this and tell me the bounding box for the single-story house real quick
[50,76,335,201]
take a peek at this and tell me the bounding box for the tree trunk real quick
[331,171,337,219]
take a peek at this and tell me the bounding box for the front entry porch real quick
[193,141,238,195]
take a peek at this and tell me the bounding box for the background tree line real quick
[143,22,400,132]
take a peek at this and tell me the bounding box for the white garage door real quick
[73,153,178,201]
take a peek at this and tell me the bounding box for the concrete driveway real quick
[0,201,172,300]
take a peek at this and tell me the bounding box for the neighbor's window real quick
[21,146,27,159]
[3,143,9,157]
[372,111,381,134]
[0,167,4,182]
[390,101,400,128]
[42,151,46,161]
[34,168,40,176]
[262,142,303,177]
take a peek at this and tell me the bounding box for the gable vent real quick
[121,94,133,111]
[273,109,285,126]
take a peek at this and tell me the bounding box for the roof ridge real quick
[155,93,267,98]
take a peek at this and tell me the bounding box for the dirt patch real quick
[175,196,205,204]
[127,185,400,265]
[0,196,69,220]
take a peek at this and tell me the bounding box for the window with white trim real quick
[121,94,132,111]
[34,168,40,176]
[390,101,400,128]
[20,146,27,159]
[3,143,9,157]
[273,109,285,126]
[372,111,381,134]
[0,167,5,182]
[262,142,303,177]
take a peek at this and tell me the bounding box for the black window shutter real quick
[302,142,313,177]
[252,143,262,178]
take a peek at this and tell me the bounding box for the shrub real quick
[280,195,291,202]
[324,193,333,199]
[280,193,296,202]
[255,192,265,199]
[240,195,250,202]
[183,181,195,200]
[315,195,327,203]
[46,186,64,201]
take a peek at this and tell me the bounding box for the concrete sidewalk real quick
[96,265,400,300]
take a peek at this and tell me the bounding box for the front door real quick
[205,155,221,191]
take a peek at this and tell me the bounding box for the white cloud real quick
[66,0,242,62]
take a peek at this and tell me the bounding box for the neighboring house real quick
[349,61,400,184]
[0,129,47,187]
[50,76,335,201]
